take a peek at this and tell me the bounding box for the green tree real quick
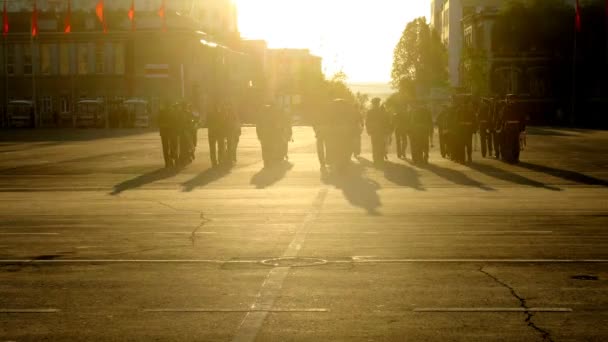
[391,17,448,96]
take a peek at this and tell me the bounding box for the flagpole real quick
[31,2,38,128]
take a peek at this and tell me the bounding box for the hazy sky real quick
[235,0,429,84]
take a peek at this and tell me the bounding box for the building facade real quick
[0,0,245,127]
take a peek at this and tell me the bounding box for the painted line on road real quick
[414,308,572,313]
[1,258,608,264]
[457,231,553,235]
[0,233,60,236]
[144,308,328,313]
[232,187,328,342]
[0,309,60,313]
[0,259,259,264]
[349,257,608,264]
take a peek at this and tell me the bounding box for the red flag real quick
[64,0,71,33]
[575,0,582,32]
[96,0,107,33]
[2,0,8,37]
[128,0,135,31]
[31,0,38,37]
[158,0,166,32]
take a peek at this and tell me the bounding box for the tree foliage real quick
[391,17,448,96]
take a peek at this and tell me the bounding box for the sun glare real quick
[235,0,429,83]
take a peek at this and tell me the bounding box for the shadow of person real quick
[326,162,382,216]
[471,162,562,191]
[383,161,426,191]
[250,162,293,189]
[409,160,494,191]
[110,167,181,195]
[181,166,231,192]
[516,162,608,187]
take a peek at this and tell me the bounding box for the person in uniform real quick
[478,98,494,158]
[436,105,451,159]
[207,102,227,168]
[158,101,179,168]
[226,102,242,166]
[393,103,409,159]
[409,100,433,164]
[366,98,392,166]
[176,102,196,166]
[312,103,330,170]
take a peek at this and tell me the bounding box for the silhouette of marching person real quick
[366,98,392,167]
[176,101,197,166]
[312,102,331,171]
[393,102,410,159]
[225,102,242,166]
[158,101,179,168]
[457,96,477,164]
[436,105,451,159]
[409,100,433,164]
[207,102,227,168]
[257,104,291,168]
[478,98,495,158]
[327,98,357,172]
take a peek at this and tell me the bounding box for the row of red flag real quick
[2,0,167,37]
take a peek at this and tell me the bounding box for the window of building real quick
[78,43,88,75]
[23,44,33,75]
[6,45,15,75]
[95,43,105,74]
[41,44,52,75]
[114,42,125,75]
[59,43,70,75]
[60,96,71,113]
[40,96,53,114]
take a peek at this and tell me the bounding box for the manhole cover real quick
[571,275,599,281]
[260,257,327,267]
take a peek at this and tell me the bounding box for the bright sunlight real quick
[235,0,429,83]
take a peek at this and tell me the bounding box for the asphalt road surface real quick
[1,127,607,341]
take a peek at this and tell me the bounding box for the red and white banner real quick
[145,64,169,78]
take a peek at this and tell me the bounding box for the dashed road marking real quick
[0,233,60,236]
[0,309,60,313]
[232,188,328,342]
[414,308,572,313]
[144,308,328,313]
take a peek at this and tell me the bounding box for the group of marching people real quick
[158,101,199,168]
[158,94,527,172]
[437,94,528,164]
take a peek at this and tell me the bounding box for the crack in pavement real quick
[480,267,555,342]
[191,213,212,246]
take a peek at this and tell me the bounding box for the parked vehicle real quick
[123,99,150,128]
[76,99,106,128]
[7,100,35,128]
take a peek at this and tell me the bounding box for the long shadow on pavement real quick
[110,167,181,195]
[470,162,562,191]
[516,162,608,187]
[250,162,293,189]
[381,160,425,191]
[181,167,231,192]
[323,159,382,216]
[406,159,495,191]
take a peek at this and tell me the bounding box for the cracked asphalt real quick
[1,126,607,341]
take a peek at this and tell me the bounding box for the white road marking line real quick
[414,308,572,313]
[0,259,258,264]
[0,309,60,313]
[144,308,328,313]
[349,258,608,263]
[1,258,607,264]
[232,188,328,342]
[0,233,60,236]
[457,231,553,235]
